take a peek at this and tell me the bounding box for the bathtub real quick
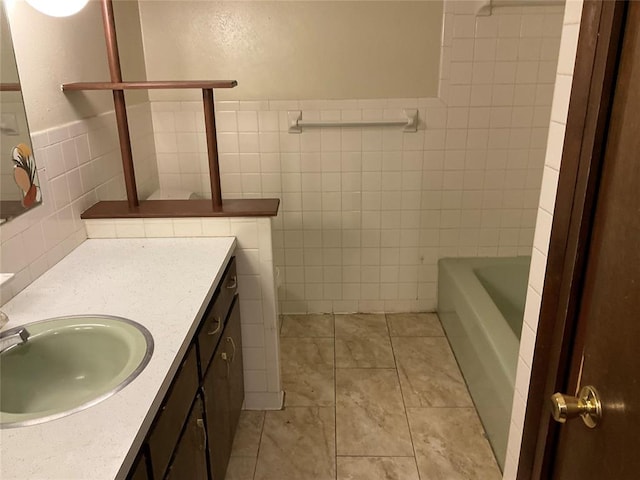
[438,256,530,470]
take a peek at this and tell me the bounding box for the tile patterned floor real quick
[227,313,502,480]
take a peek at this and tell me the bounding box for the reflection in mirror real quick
[1,4,41,224]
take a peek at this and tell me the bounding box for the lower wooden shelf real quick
[80,198,280,219]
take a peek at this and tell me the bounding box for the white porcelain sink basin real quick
[0,315,153,428]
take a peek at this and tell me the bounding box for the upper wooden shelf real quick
[0,83,21,92]
[62,80,238,91]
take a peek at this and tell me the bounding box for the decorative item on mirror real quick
[11,142,39,208]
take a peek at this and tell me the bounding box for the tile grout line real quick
[252,408,267,480]
[386,313,424,480]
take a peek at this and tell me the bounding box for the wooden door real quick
[550,3,640,478]
[165,394,209,480]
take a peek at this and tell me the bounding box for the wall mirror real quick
[0,3,41,224]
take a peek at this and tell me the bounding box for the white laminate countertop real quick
[0,237,236,480]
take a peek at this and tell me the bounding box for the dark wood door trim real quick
[517,1,628,479]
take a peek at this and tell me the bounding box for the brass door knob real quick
[550,385,602,428]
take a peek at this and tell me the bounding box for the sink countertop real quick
[0,237,236,480]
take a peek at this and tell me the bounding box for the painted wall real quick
[6,0,152,130]
[7,0,113,131]
[137,0,443,101]
[502,1,583,478]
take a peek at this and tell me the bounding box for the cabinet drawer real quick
[197,257,237,375]
[148,346,199,480]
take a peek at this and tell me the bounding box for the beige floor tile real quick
[335,336,395,368]
[281,337,335,406]
[230,410,265,457]
[335,313,389,337]
[387,312,444,337]
[407,407,502,480]
[392,337,472,407]
[281,314,334,337]
[336,369,413,456]
[226,456,257,480]
[254,407,336,480]
[337,457,420,480]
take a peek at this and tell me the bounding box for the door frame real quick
[517,1,628,479]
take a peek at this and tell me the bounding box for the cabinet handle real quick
[226,276,237,290]
[196,418,207,451]
[226,336,237,364]
[221,351,230,378]
[207,317,222,336]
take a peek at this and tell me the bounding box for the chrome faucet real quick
[0,326,30,354]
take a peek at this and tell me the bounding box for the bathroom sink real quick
[0,315,153,428]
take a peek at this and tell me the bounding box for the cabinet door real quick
[148,346,199,480]
[165,394,208,480]
[224,297,244,442]
[203,338,231,480]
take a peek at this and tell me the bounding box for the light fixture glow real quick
[25,0,89,17]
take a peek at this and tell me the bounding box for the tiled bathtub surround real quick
[224,312,501,480]
[84,217,282,410]
[0,103,157,304]
[148,1,564,314]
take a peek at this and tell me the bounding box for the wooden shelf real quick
[62,80,238,91]
[80,198,280,219]
[0,83,21,92]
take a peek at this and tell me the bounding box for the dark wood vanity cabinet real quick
[203,298,244,480]
[127,256,243,480]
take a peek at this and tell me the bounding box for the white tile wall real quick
[84,216,283,410]
[129,103,160,199]
[0,103,158,305]
[144,1,563,315]
[503,2,583,478]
